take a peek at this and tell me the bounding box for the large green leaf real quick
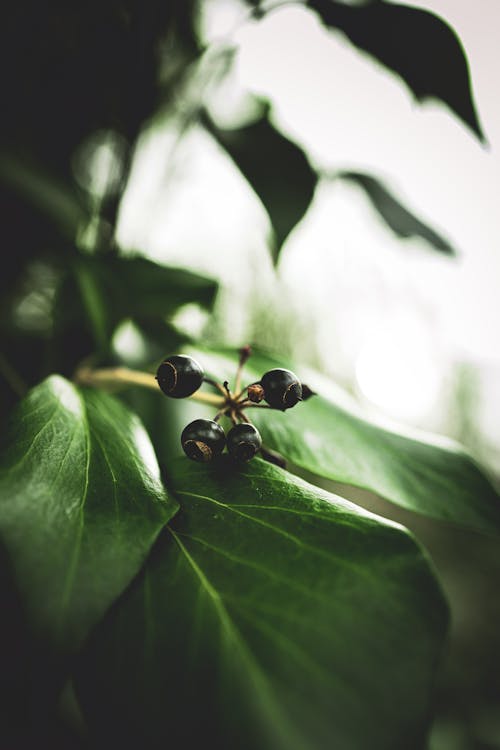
[75,456,447,750]
[204,105,317,262]
[308,0,484,141]
[181,347,500,535]
[338,171,456,256]
[0,375,176,654]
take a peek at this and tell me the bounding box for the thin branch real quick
[234,344,252,396]
[203,377,228,397]
[74,366,224,406]
[238,400,271,410]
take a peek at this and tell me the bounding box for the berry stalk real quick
[75,365,224,406]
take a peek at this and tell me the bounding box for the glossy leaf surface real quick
[339,171,456,255]
[0,376,176,653]
[186,347,500,535]
[76,457,447,750]
[308,0,484,141]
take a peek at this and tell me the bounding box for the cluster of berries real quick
[155,350,307,464]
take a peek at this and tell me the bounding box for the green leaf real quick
[204,105,317,262]
[77,459,446,750]
[0,151,88,241]
[75,457,447,750]
[53,254,218,361]
[0,376,177,654]
[308,0,484,141]
[338,171,456,256]
[184,347,500,536]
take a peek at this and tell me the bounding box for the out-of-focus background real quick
[117,0,500,477]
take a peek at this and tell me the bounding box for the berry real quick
[260,368,302,410]
[156,355,203,399]
[227,423,262,462]
[181,419,225,462]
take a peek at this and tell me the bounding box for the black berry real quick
[156,355,203,399]
[260,368,302,410]
[181,419,225,462]
[227,423,262,462]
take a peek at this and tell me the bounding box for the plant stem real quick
[234,344,252,397]
[238,401,271,410]
[203,377,228,397]
[260,445,287,469]
[75,366,224,406]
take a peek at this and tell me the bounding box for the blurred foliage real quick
[338,171,456,255]
[52,254,218,372]
[204,102,318,261]
[306,0,484,141]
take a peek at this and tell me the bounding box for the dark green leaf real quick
[53,254,218,363]
[0,156,84,306]
[204,105,317,262]
[0,376,176,654]
[308,0,484,141]
[184,347,500,536]
[339,171,456,255]
[0,151,88,242]
[75,457,447,750]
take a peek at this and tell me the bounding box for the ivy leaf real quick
[75,457,447,750]
[204,106,317,262]
[185,347,500,536]
[308,0,484,141]
[338,171,456,255]
[52,254,218,365]
[0,376,176,655]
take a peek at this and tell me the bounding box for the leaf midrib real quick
[174,490,403,586]
[57,387,91,635]
[168,526,307,750]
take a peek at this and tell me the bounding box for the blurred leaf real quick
[1,2,200,257]
[204,106,317,262]
[338,171,456,255]
[0,2,199,178]
[75,456,447,750]
[308,0,484,141]
[53,255,218,366]
[185,347,500,536]
[0,376,176,654]
[0,165,82,309]
[0,151,88,242]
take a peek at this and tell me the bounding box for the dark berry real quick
[181,419,225,462]
[156,355,204,399]
[227,423,262,462]
[260,368,302,410]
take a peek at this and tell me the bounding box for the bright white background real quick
[116,0,500,474]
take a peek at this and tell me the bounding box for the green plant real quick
[0,2,498,749]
